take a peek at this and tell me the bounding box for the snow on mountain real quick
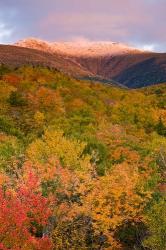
[15,38,54,54]
[15,38,143,57]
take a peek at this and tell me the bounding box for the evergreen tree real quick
[156,117,166,137]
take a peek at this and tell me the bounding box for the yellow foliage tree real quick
[78,163,152,248]
[34,111,45,127]
[26,129,91,172]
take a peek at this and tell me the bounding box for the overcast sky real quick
[0,0,165,52]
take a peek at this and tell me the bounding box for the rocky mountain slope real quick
[0,44,93,78]
[0,38,165,88]
[74,52,166,88]
[14,38,166,88]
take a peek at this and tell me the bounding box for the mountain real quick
[75,52,166,88]
[15,38,142,57]
[14,38,166,88]
[0,43,123,87]
[0,44,93,78]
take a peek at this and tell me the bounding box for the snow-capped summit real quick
[15,38,54,54]
[15,38,143,57]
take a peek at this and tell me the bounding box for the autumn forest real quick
[0,65,165,250]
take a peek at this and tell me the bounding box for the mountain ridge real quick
[2,38,166,88]
[15,37,145,57]
[0,44,93,77]
[0,44,123,88]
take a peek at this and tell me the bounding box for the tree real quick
[156,117,166,137]
[8,90,27,106]
[26,129,91,172]
[79,163,152,248]
[0,167,53,250]
[34,111,45,132]
[0,64,11,78]
[144,198,166,250]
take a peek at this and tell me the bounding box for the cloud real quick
[0,22,13,43]
[0,0,166,51]
[135,44,156,52]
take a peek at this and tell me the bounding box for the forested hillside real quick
[0,65,165,250]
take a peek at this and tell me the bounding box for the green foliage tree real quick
[144,198,166,250]
[8,90,27,106]
[156,117,166,137]
[0,64,11,78]
[0,116,23,138]
[84,138,110,176]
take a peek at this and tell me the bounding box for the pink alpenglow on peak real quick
[15,38,144,57]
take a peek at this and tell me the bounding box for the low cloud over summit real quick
[0,0,166,51]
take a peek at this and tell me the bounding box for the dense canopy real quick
[0,65,165,249]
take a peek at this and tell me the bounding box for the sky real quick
[0,0,165,52]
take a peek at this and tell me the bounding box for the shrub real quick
[8,91,27,106]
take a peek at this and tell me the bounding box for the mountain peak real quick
[15,38,144,57]
[15,38,53,53]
